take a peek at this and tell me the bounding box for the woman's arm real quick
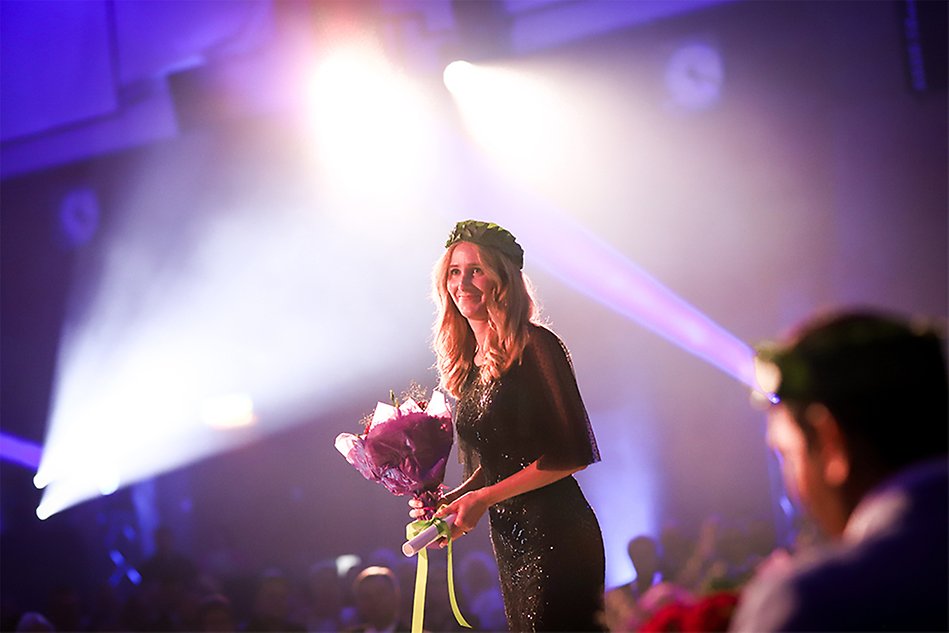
[408,466,485,519]
[442,465,486,505]
[433,460,585,540]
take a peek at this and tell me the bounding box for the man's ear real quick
[805,403,850,487]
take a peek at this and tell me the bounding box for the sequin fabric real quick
[455,325,606,632]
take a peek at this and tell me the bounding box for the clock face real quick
[664,42,724,110]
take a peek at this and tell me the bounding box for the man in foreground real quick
[731,310,948,632]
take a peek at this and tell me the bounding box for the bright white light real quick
[35,123,444,518]
[444,62,580,187]
[442,60,474,95]
[202,393,257,429]
[97,467,120,496]
[335,554,361,577]
[303,38,439,204]
[753,355,781,395]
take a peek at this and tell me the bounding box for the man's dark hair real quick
[771,310,947,472]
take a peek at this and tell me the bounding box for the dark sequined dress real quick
[455,324,605,632]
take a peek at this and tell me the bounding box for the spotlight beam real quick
[445,61,755,389]
[497,198,756,390]
[541,227,755,387]
[0,432,42,470]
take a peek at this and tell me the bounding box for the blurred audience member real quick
[243,567,304,632]
[14,611,55,632]
[297,560,347,632]
[86,581,123,632]
[392,559,418,632]
[45,585,84,633]
[690,516,776,594]
[731,310,948,631]
[627,535,662,595]
[196,594,236,632]
[657,523,693,586]
[418,558,470,632]
[347,566,406,633]
[140,526,197,588]
[135,525,199,630]
[199,524,245,582]
[603,534,661,631]
[458,551,505,632]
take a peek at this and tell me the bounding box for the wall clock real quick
[664,42,724,110]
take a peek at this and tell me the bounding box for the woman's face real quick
[447,242,496,322]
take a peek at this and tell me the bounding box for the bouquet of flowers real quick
[335,387,471,633]
[334,388,455,552]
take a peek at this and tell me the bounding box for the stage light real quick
[335,554,361,577]
[442,60,474,95]
[444,61,584,191]
[303,38,438,203]
[444,58,756,389]
[96,466,121,496]
[34,102,446,517]
[201,393,257,429]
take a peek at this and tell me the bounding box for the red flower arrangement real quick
[638,591,739,632]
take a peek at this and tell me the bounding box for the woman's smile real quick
[447,242,495,321]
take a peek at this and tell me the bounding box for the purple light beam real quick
[498,202,757,389]
[0,432,42,470]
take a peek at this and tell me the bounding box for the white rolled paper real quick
[402,513,456,557]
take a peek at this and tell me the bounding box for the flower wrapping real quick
[335,389,471,632]
[335,390,453,514]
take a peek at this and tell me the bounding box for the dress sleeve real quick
[525,325,600,471]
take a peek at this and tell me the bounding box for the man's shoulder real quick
[732,531,948,632]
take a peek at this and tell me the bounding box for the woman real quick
[412,219,605,631]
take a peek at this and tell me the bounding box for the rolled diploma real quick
[402,513,456,557]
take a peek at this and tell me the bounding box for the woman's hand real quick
[408,496,437,521]
[433,489,489,544]
[409,469,484,521]
[407,489,458,520]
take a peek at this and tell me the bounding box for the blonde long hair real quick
[432,242,538,397]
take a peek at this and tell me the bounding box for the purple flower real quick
[336,391,453,498]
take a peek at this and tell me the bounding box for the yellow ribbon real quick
[406,518,473,633]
